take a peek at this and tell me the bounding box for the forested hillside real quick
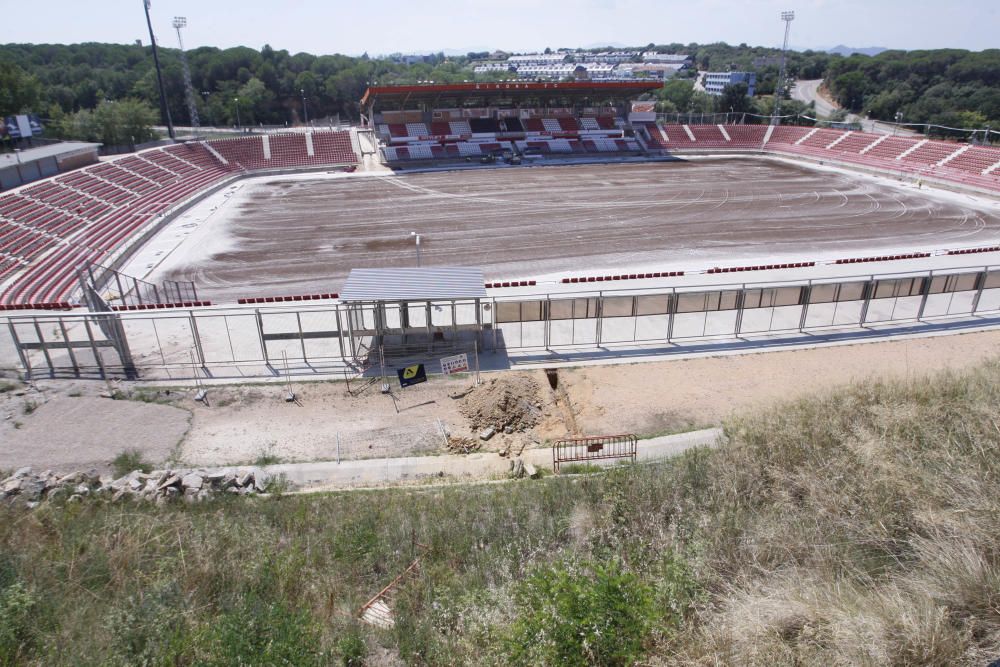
[2,41,998,136]
[826,49,1000,130]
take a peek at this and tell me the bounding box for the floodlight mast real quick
[771,10,795,126]
[143,0,175,139]
[173,16,201,134]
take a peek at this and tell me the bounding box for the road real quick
[792,79,917,135]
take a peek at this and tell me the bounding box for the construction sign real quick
[397,364,427,388]
[440,353,470,376]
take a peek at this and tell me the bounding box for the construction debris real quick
[460,375,543,433]
[446,436,481,454]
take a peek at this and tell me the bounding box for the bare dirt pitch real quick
[161,159,1000,301]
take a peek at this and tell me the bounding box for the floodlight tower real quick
[143,0,175,139]
[771,10,795,125]
[172,16,201,134]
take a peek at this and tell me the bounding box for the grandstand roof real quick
[0,142,100,169]
[360,81,662,107]
[339,267,487,302]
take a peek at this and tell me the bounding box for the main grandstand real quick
[1,80,999,313]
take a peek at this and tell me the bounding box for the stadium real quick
[1,79,1000,380]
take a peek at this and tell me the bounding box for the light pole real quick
[894,111,902,136]
[142,0,175,139]
[772,10,795,125]
[233,97,241,131]
[172,16,200,134]
[300,89,309,125]
[410,232,421,267]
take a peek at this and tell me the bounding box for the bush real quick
[111,449,152,478]
[0,581,38,666]
[337,631,367,666]
[200,595,325,666]
[504,560,657,666]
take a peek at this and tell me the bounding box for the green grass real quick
[0,381,18,394]
[2,362,1000,664]
[110,449,152,478]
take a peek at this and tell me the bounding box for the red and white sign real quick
[440,353,470,375]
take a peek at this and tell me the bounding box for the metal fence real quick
[553,434,638,472]
[3,263,1000,380]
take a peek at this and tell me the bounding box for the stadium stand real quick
[0,130,359,305]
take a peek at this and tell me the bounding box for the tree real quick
[53,98,158,146]
[0,60,41,116]
[719,82,752,114]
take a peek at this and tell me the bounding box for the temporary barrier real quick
[553,433,638,472]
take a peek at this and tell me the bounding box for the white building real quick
[703,71,757,96]
[507,53,569,66]
[641,52,692,65]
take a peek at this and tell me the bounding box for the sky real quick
[6,0,998,56]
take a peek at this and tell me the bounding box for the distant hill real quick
[826,45,888,57]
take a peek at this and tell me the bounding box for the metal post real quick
[58,319,80,377]
[595,292,604,347]
[859,280,875,325]
[971,269,988,314]
[772,11,795,125]
[255,309,268,362]
[8,321,32,381]
[666,290,677,341]
[296,311,307,361]
[915,274,933,320]
[32,319,54,377]
[734,287,746,336]
[189,312,206,366]
[798,284,813,332]
[82,317,107,379]
[143,0,175,140]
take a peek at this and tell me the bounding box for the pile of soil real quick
[446,436,481,455]
[460,376,543,433]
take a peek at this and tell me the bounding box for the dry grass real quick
[2,362,1000,664]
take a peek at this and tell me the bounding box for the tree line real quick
[1,41,997,142]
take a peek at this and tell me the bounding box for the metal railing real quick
[3,263,1000,381]
[553,434,638,472]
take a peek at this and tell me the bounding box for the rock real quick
[2,478,22,494]
[236,470,254,488]
[511,458,525,479]
[253,470,270,492]
[157,475,181,491]
[58,471,85,486]
[479,426,496,441]
[67,494,83,504]
[20,480,44,502]
[205,470,227,482]
[74,484,90,496]
[226,486,240,494]
[503,425,514,435]
[128,478,143,492]
[155,494,169,506]
[24,501,39,510]
[13,466,32,478]
[181,473,203,491]
[197,489,211,502]
[112,489,130,503]
[165,486,180,497]
[523,462,539,479]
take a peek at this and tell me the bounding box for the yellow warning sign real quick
[397,364,427,387]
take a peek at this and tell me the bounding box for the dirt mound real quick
[460,376,543,433]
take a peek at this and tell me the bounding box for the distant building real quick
[590,51,639,64]
[473,63,515,75]
[616,63,684,80]
[641,52,692,65]
[514,62,615,80]
[507,53,569,67]
[703,71,756,96]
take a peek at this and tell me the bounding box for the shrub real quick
[0,581,38,666]
[111,449,152,477]
[504,559,657,666]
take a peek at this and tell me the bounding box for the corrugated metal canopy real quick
[339,267,487,302]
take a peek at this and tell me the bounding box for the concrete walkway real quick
[270,427,722,492]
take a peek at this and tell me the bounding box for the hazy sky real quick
[8,0,998,55]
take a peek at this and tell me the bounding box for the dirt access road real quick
[5,329,1000,474]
